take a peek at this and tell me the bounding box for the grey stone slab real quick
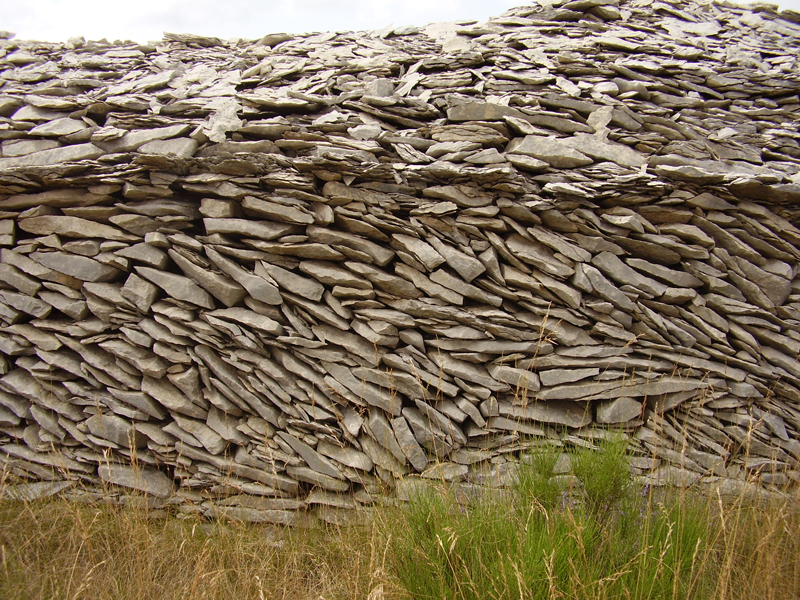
[316,440,373,472]
[307,226,395,266]
[421,462,468,482]
[284,291,350,330]
[2,139,60,157]
[347,261,422,299]
[391,233,445,270]
[355,308,415,329]
[506,153,550,172]
[734,256,792,306]
[382,354,461,398]
[0,143,105,169]
[315,323,381,366]
[427,236,485,282]
[401,406,452,457]
[98,338,168,378]
[498,400,592,429]
[447,102,528,123]
[487,364,540,392]
[658,224,715,247]
[391,416,428,472]
[299,260,371,289]
[237,117,291,138]
[57,336,142,389]
[29,117,87,137]
[592,252,669,297]
[241,195,315,225]
[352,366,427,399]
[98,464,176,498]
[527,226,591,263]
[276,431,343,479]
[204,218,297,241]
[429,352,510,392]
[531,269,582,309]
[430,123,508,145]
[539,368,600,387]
[562,134,646,168]
[206,247,282,305]
[30,251,119,283]
[422,185,493,208]
[168,249,246,308]
[141,375,207,419]
[0,263,40,296]
[358,434,409,476]
[414,400,467,446]
[505,135,593,169]
[395,263,464,305]
[506,234,574,278]
[537,379,626,401]
[108,388,167,420]
[433,338,542,354]
[86,414,146,449]
[625,258,703,288]
[19,216,138,242]
[725,271,776,312]
[577,264,637,312]
[596,397,643,424]
[614,236,684,265]
[306,490,357,511]
[96,124,192,153]
[5,324,59,352]
[427,141,481,158]
[116,243,169,269]
[486,416,546,437]
[691,217,764,265]
[38,291,88,319]
[429,269,502,307]
[206,307,284,336]
[527,113,595,134]
[210,506,304,525]
[0,290,51,318]
[366,410,407,465]
[120,273,159,312]
[323,361,400,415]
[196,345,281,425]
[3,481,73,501]
[135,266,215,309]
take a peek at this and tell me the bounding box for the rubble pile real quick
[1,0,800,520]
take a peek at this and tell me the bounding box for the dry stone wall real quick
[1,0,800,519]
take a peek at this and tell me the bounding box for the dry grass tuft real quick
[0,491,393,600]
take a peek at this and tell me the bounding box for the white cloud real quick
[0,0,525,42]
[3,0,800,43]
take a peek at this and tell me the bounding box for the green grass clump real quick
[384,441,717,600]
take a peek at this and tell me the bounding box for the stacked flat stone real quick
[1,0,800,520]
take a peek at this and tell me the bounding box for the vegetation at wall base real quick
[1,443,799,600]
[0,490,383,600]
[385,441,714,599]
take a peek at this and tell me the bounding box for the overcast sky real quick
[2,0,800,43]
